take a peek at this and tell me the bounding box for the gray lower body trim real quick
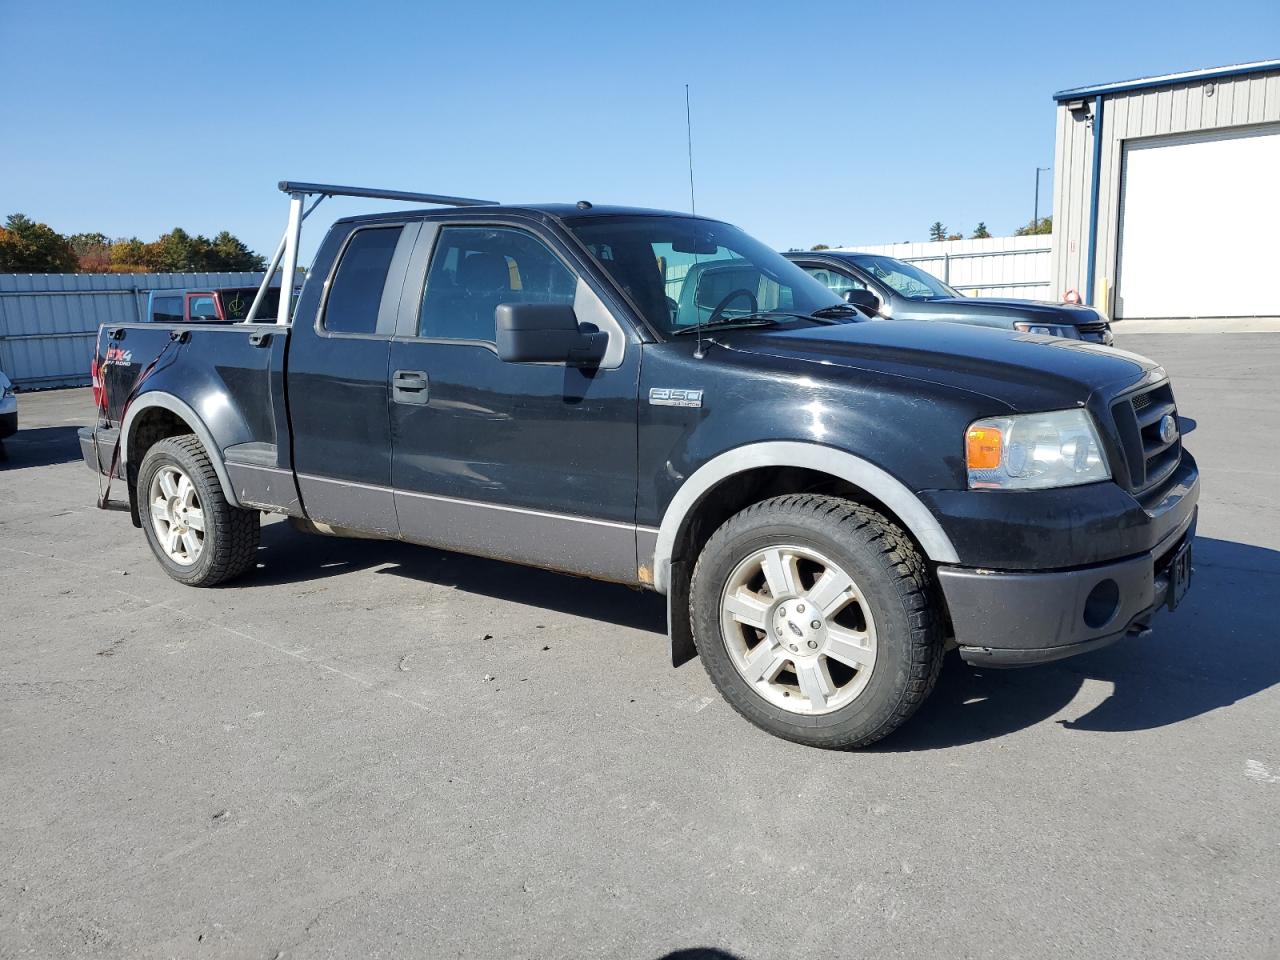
[292,473,646,584]
[295,473,399,538]
[225,462,303,516]
[395,487,641,584]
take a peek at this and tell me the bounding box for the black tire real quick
[136,434,259,587]
[690,494,944,749]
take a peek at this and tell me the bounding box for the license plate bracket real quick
[1168,540,1192,610]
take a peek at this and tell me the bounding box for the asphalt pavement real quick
[1,331,1277,959]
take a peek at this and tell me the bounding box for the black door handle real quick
[249,330,272,347]
[392,369,430,404]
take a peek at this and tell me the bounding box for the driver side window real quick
[419,226,578,342]
[802,265,866,298]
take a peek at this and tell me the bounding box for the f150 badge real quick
[649,388,703,408]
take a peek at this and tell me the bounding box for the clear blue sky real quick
[2,0,1275,263]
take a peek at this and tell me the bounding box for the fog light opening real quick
[1083,578,1120,630]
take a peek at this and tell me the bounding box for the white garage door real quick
[1116,125,1280,319]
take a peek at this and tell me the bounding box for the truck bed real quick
[86,321,296,514]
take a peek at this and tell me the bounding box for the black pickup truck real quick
[82,183,1199,749]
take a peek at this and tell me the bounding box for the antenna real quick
[685,84,706,358]
[685,84,697,215]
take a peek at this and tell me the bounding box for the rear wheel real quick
[690,494,944,749]
[137,435,259,586]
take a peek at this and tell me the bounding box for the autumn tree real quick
[0,214,78,273]
[3,215,268,273]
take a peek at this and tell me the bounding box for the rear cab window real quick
[151,295,183,322]
[321,226,405,335]
[188,294,219,320]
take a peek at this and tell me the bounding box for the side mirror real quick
[839,288,880,313]
[495,303,607,366]
[843,288,881,314]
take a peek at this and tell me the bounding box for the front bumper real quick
[938,504,1196,667]
[0,408,16,439]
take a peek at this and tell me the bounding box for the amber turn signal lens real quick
[966,426,1003,470]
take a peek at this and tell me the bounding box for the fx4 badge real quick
[649,388,703,408]
[103,345,133,366]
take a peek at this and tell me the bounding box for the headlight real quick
[1013,321,1079,339]
[1,384,14,400]
[966,409,1110,490]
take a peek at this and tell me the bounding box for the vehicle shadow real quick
[249,518,667,634]
[247,523,1278,747]
[0,425,84,470]
[876,535,1280,751]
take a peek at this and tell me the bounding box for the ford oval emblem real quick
[1159,413,1178,445]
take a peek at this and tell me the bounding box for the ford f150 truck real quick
[81,181,1199,749]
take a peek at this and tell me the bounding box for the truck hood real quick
[905,298,1105,325]
[723,320,1158,413]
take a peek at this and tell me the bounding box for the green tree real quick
[810,243,831,251]
[928,221,947,242]
[210,231,267,271]
[1014,215,1053,236]
[0,213,78,273]
[972,222,991,239]
[68,231,110,256]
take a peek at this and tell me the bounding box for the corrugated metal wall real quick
[1050,67,1280,309]
[837,235,1052,299]
[0,272,270,388]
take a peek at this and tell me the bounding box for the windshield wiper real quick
[809,304,861,320]
[671,314,782,336]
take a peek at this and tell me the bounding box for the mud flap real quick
[667,558,697,667]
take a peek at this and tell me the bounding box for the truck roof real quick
[331,203,717,227]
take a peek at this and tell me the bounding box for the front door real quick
[387,221,642,583]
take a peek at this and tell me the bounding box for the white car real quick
[0,369,17,445]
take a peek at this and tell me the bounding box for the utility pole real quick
[685,84,697,215]
[1034,166,1050,232]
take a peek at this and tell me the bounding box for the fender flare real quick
[119,391,244,509]
[652,441,959,593]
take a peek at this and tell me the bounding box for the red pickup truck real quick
[145,285,294,323]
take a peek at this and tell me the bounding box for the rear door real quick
[286,221,420,535]
[386,219,642,583]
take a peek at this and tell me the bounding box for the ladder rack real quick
[246,181,499,324]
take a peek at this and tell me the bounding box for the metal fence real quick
[836,235,1053,299]
[0,272,273,389]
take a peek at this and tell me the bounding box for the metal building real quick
[1049,59,1280,320]
[0,271,277,388]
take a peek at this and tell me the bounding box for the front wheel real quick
[690,494,944,749]
[137,435,260,587]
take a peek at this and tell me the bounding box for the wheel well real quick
[126,408,195,525]
[670,466,923,577]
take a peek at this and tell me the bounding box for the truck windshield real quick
[567,215,846,336]
[850,255,961,300]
